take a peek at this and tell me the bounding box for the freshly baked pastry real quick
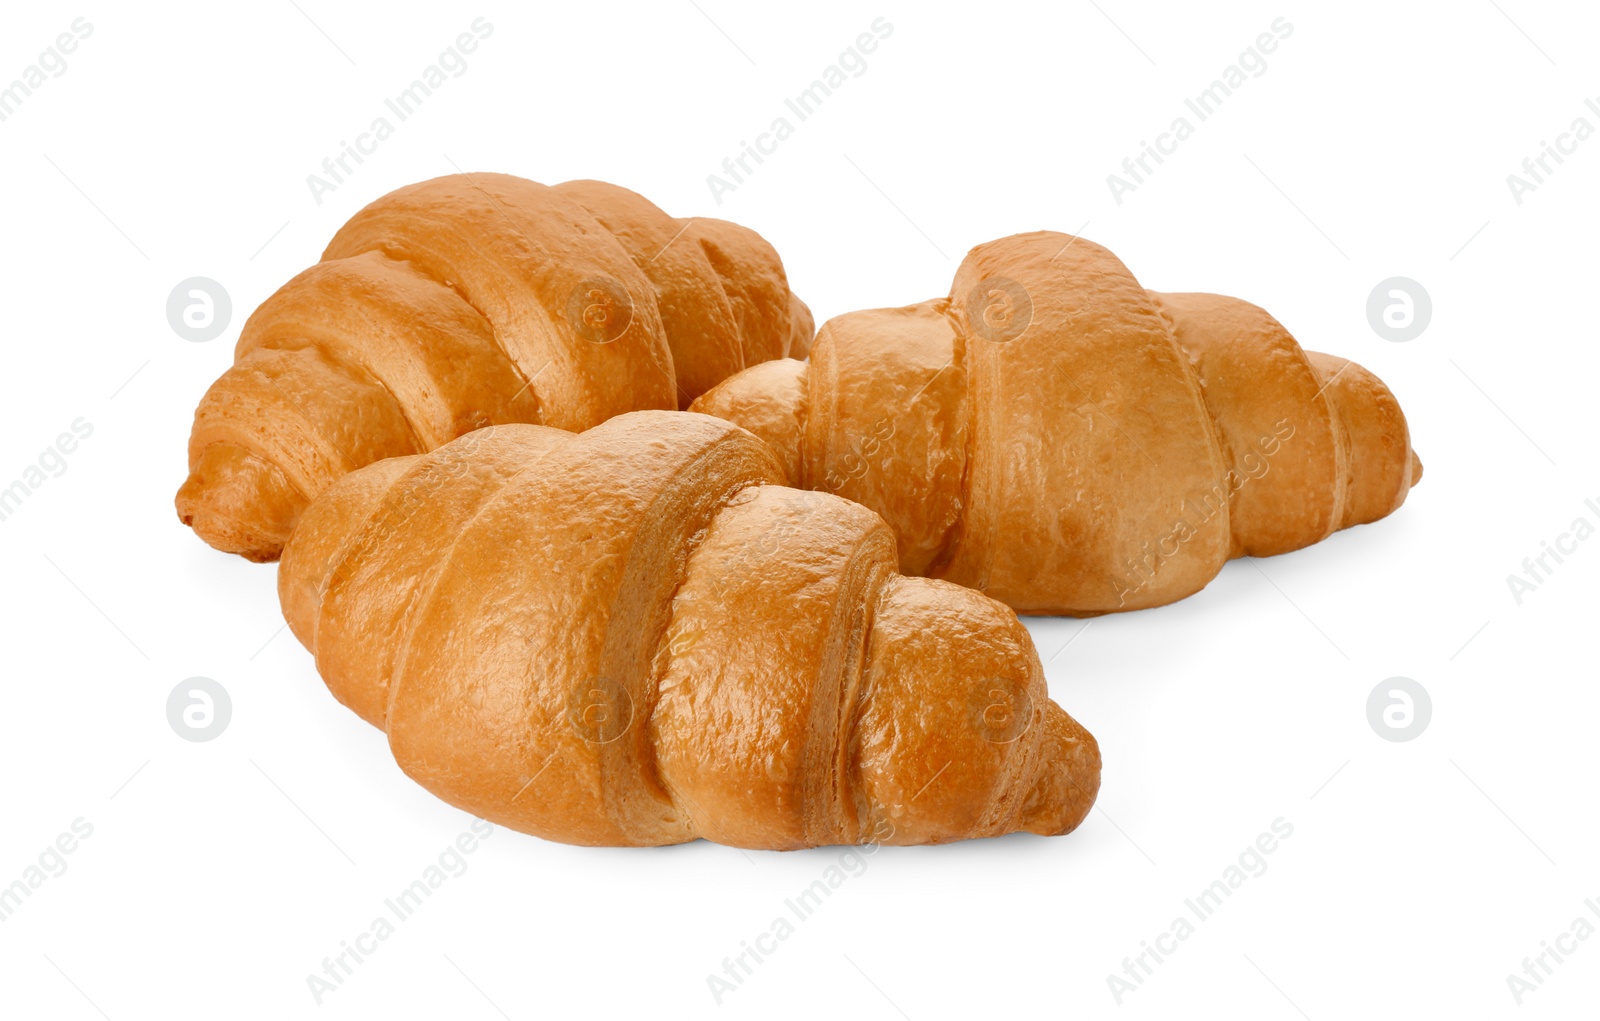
[692,231,1422,615]
[278,411,1100,849]
[178,173,812,561]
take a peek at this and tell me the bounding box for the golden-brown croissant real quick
[178,173,812,562]
[277,411,1100,849]
[692,231,1422,615]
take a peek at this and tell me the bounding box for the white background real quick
[1,1,1595,1017]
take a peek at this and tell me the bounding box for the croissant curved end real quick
[176,444,306,563]
[1303,351,1424,525]
[688,358,809,485]
[1018,702,1102,836]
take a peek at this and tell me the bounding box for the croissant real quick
[178,173,812,562]
[277,411,1100,849]
[691,231,1423,615]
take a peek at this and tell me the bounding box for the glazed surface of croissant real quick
[277,412,1099,849]
[178,173,812,562]
[692,232,1422,615]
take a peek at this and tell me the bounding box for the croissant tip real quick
[176,450,300,562]
[1015,707,1102,837]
